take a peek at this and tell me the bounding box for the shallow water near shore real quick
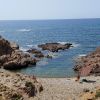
[0,19,100,77]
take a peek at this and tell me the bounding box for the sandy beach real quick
[33,76,100,100]
[0,69,100,100]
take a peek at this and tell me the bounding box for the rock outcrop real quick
[0,69,43,100]
[38,43,72,52]
[27,48,44,58]
[0,36,37,70]
[74,47,100,76]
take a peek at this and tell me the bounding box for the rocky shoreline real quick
[0,35,100,100]
[74,47,100,76]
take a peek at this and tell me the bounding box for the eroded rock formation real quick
[0,36,37,70]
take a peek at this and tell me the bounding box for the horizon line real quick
[0,17,100,21]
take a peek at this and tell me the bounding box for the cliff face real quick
[0,36,13,56]
[74,47,100,76]
[0,36,37,70]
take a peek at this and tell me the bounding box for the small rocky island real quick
[38,42,72,52]
[27,42,72,59]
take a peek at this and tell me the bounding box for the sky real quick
[0,0,100,20]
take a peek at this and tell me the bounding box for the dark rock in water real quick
[27,48,41,54]
[38,42,72,52]
[46,55,52,59]
[34,53,44,58]
[0,36,37,70]
[74,47,100,76]
[27,48,44,58]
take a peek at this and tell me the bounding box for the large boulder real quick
[0,36,37,70]
[74,47,100,76]
[38,43,72,52]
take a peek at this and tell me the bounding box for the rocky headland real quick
[0,36,37,70]
[74,47,100,76]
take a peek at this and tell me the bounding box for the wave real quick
[17,29,31,32]
[58,42,68,45]
[58,41,80,48]
[26,44,39,49]
[37,60,48,66]
[72,42,80,48]
[26,44,34,48]
[47,52,61,59]
[19,47,28,52]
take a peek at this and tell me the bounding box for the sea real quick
[0,19,100,77]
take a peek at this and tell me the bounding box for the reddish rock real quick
[74,47,100,76]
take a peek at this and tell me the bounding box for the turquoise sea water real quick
[0,19,100,77]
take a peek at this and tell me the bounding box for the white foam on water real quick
[26,44,39,49]
[37,60,48,66]
[47,52,61,59]
[58,41,80,48]
[20,47,28,52]
[27,45,34,48]
[58,42,67,45]
[72,42,80,48]
[17,29,31,32]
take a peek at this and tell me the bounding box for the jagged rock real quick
[38,42,72,52]
[0,36,37,70]
[74,47,100,76]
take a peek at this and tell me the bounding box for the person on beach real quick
[75,73,80,82]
